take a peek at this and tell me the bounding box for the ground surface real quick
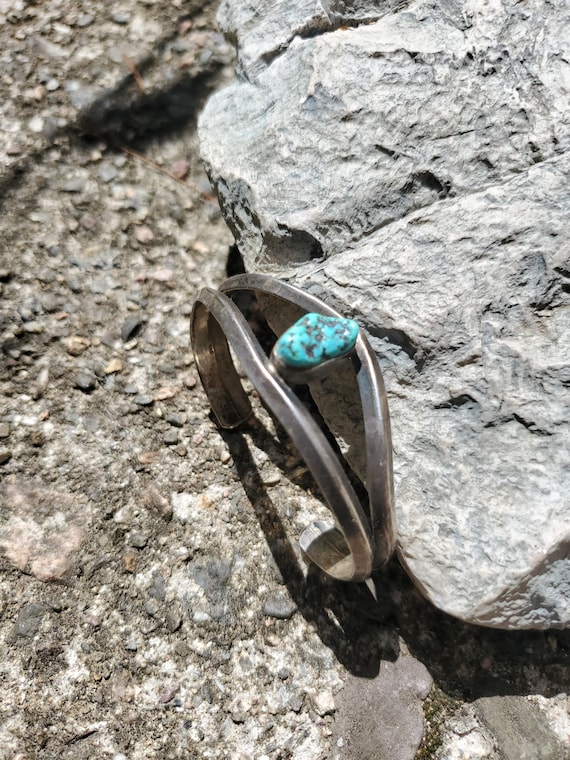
[0,2,568,759]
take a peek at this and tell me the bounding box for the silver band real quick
[190,274,395,583]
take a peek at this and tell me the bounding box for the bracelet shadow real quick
[219,420,400,679]
[220,415,569,700]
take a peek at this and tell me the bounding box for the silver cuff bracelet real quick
[190,274,396,583]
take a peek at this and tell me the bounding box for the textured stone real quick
[74,370,96,393]
[0,477,86,582]
[291,159,570,630]
[0,449,12,465]
[15,602,47,639]
[199,1,570,628]
[332,656,433,760]
[203,1,570,269]
[476,696,568,760]
[263,590,298,619]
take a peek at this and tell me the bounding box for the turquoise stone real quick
[274,313,359,369]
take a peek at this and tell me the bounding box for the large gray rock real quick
[198,0,570,628]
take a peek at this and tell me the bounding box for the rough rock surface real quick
[0,477,86,582]
[199,0,570,629]
[332,656,433,760]
[476,696,569,760]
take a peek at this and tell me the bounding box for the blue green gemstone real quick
[274,313,359,369]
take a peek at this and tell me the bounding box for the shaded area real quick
[221,419,400,678]
[78,68,221,147]
[382,561,569,700]
[0,13,226,214]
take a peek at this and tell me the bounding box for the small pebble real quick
[164,429,180,446]
[165,608,183,633]
[134,394,154,406]
[171,160,190,180]
[288,692,305,713]
[165,412,185,428]
[99,165,118,183]
[313,690,335,716]
[154,386,180,401]
[60,175,86,193]
[121,316,143,342]
[32,365,49,400]
[150,267,173,282]
[149,572,166,601]
[29,115,44,133]
[174,545,192,561]
[41,293,60,312]
[30,430,44,447]
[142,486,172,520]
[144,602,160,622]
[184,374,197,389]
[77,13,94,27]
[74,371,96,393]
[228,693,254,723]
[134,225,154,244]
[46,78,60,92]
[263,591,298,620]
[159,686,179,704]
[0,423,10,439]
[171,39,189,54]
[178,18,193,35]
[63,335,90,356]
[43,116,60,141]
[127,531,148,549]
[23,321,43,334]
[15,602,46,638]
[80,213,97,230]
[0,449,12,465]
[262,471,281,486]
[125,636,139,652]
[220,450,232,464]
[99,332,116,348]
[104,358,123,374]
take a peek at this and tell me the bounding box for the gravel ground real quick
[0,2,568,759]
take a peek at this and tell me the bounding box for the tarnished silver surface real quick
[190,274,395,582]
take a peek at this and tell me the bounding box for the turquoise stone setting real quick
[274,313,359,369]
